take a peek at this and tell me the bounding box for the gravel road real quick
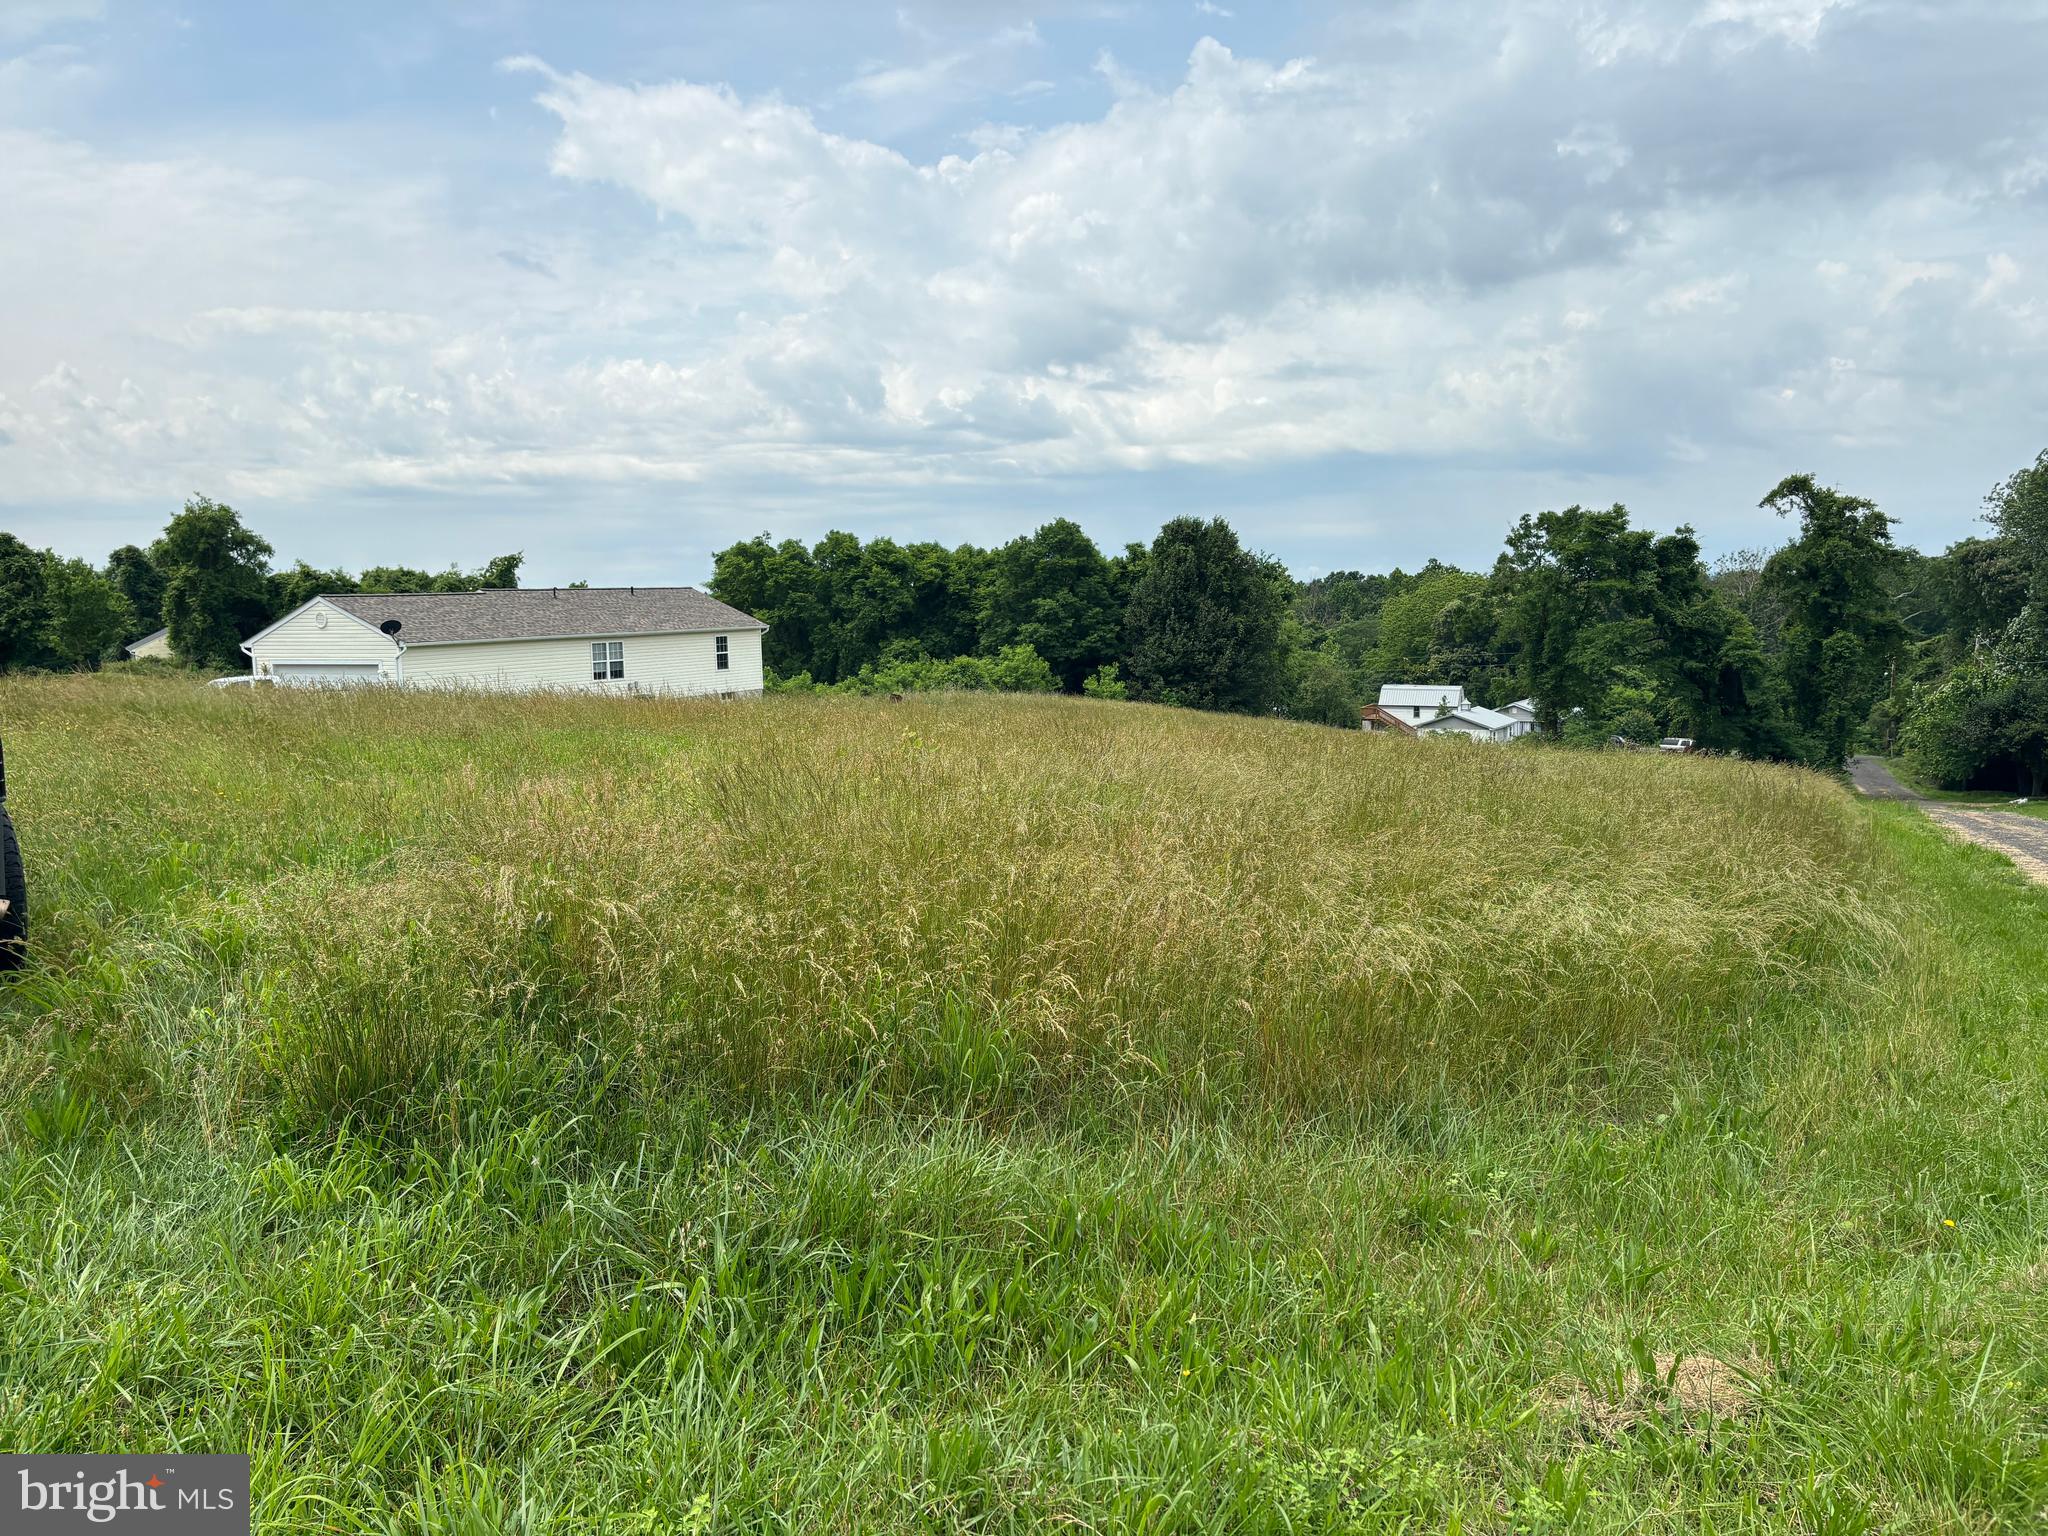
[1849,756,2048,884]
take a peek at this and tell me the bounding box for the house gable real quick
[241,597,394,654]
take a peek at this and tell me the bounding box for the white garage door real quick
[271,663,386,687]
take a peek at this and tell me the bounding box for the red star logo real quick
[147,1476,163,1488]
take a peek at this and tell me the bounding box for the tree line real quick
[5,454,2043,788]
[1894,453,2048,795]
[0,497,522,673]
[714,459,2043,783]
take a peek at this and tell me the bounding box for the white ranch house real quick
[242,587,767,696]
[1414,703,1517,743]
[1376,684,1473,724]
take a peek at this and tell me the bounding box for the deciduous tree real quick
[979,519,1121,691]
[154,496,276,671]
[45,557,133,669]
[1759,474,1906,767]
[0,533,55,670]
[1124,517,1284,714]
[104,544,165,637]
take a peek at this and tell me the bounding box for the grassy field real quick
[1,675,2044,1533]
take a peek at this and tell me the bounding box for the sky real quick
[2,0,2045,587]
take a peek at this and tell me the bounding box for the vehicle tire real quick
[0,805,24,972]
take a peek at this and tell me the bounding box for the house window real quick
[1413,706,1422,718]
[592,641,624,681]
[715,635,730,671]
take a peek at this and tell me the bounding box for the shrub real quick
[983,643,1057,694]
[829,644,1058,697]
[1082,663,1128,700]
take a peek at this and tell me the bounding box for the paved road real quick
[1847,756,1921,800]
[1849,756,2048,883]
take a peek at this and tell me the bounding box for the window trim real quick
[591,640,625,681]
[714,634,730,671]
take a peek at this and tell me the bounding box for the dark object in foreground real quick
[0,733,23,970]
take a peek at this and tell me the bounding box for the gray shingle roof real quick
[323,587,765,646]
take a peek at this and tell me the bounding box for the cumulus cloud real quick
[2,0,2046,571]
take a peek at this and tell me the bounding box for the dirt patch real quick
[1546,1351,1766,1441]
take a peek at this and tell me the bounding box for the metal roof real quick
[1416,705,1515,732]
[1378,684,1470,709]
[318,587,765,647]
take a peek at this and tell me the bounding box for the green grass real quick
[2,675,2045,1533]
[1878,758,2048,819]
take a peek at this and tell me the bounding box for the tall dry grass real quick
[0,675,1899,1127]
[8,676,2048,1533]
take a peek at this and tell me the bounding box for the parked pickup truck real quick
[1657,737,1696,754]
[1,731,23,970]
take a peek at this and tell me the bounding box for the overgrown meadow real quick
[1,676,2044,1532]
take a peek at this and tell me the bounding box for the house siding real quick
[1379,687,1469,720]
[248,599,401,680]
[399,628,764,697]
[126,630,174,661]
[1415,716,1508,744]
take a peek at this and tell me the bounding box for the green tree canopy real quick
[711,535,822,679]
[1423,576,1516,707]
[269,562,360,614]
[1902,623,2048,796]
[979,519,1121,692]
[1503,505,1778,751]
[356,552,523,595]
[45,557,134,669]
[153,497,276,671]
[1371,565,1485,683]
[1759,474,1906,766]
[1505,505,1671,734]
[1288,649,1359,728]
[809,531,904,684]
[1988,449,2048,606]
[1927,536,2028,652]
[104,544,165,637]
[0,538,136,671]
[1124,517,1285,714]
[0,533,56,670]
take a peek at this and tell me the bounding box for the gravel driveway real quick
[1849,756,2048,884]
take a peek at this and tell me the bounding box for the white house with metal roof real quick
[1366,684,1525,743]
[241,587,767,697]
[1500,698,1539,738]
[1376,684,1472,725]
[1413,704,1517,743]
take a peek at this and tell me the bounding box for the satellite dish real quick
[380,619,403,636]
